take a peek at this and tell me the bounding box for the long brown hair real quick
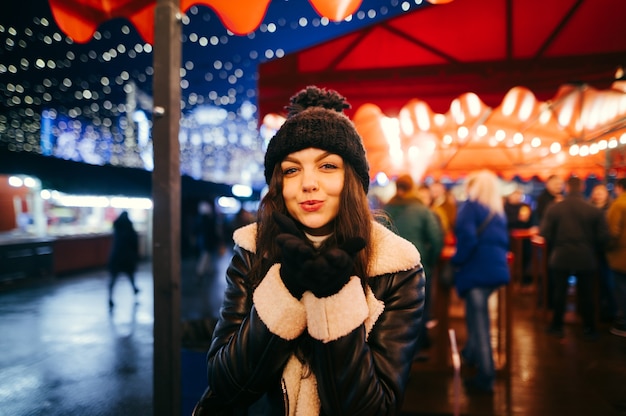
[249,159,373,288]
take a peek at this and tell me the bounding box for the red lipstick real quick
[300,200,323,212]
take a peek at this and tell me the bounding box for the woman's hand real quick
[273,212,315,299]
[301,237,366,298]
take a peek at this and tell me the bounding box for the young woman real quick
[450,169,510,394]
[193,86,425,415]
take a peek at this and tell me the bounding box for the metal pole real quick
[152,0,182,414]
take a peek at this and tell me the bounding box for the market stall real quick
[352,81,626,182]
[0,172,152,279]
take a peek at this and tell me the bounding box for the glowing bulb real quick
[579,145,590,157]
[550,142,561,154]
[8,176,23,187]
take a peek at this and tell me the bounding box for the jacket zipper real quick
[281,377,289,416]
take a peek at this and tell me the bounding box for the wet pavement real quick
[3,250,626,416]
[0,254,229,416]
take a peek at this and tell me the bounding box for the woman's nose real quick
[301,170,319,192]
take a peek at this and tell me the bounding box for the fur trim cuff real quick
[253,264,306,340]
[302,277,368,343]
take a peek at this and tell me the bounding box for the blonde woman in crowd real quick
[449,170,510,394]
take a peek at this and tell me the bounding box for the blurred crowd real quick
[379,170,626,392]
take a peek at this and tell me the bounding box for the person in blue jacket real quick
[451,169,510,394]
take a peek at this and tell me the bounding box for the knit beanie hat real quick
[264,86,370,193]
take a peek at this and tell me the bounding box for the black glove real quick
[301,237,366,298]
[273,212,315,299]
[273,211,305,239]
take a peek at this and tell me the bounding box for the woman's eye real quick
[282,167,298,175]
[320,163,338,170]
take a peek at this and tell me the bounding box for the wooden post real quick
[152,0,182,415]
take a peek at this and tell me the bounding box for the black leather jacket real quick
[202,222,425,416]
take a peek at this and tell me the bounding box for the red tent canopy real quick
[259,0,626,180]
[259,0,626,115]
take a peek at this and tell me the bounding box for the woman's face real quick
[547,177,564,195]
[280,148,345,236]
[507,190,522,204]
[592,186,608,205]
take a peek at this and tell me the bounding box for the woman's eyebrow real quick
[282,151,336,164]
[281,156,301,164]
[315,151,337,162]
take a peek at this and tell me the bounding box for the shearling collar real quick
[233,221,420,277]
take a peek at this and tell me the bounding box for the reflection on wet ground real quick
[0,252,229,416]
[405,285,626,416]
[0,263,155,415]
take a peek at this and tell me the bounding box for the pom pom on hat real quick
[264,86,370,193]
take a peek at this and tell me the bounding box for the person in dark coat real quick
[108,211,140,308]
[385,174,443,356]
[193,86,424,416]
[385,174,443,281]
[194,200,224,279]
[540,176,611,339]
[504,188,533,288]
[450,169,510,394]
[533,174,564,225]
[533,174,564,307]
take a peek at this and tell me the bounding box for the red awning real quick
[258,0,626,181]
[259,0,626,116]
